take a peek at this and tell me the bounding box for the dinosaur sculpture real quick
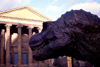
[29,9,100,67]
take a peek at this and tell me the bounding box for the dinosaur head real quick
[29,21,71,61]
[29,10,100,66]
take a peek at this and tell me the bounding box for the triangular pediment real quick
[0,6,52,21]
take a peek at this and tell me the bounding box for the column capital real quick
[28,26,33,38]
[27,25,34,29]
[5,24,12,27]
[37,27,43,30]
[38,27,42,33]
[16,24,23,28]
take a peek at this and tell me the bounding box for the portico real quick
[0,6,54,67]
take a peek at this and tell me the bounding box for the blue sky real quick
[0,0,100,21]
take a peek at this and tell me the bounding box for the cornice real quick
[0,16,46,22]
[0,20,42,27]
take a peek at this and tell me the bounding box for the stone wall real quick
[10,33,55,67]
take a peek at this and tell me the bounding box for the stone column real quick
[17,25,23,67]
[0,29,5,66]
[27,26,33,67]
[5,24,12,67]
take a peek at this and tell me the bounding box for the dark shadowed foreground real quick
[29,9,100,67]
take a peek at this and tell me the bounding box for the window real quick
[10,53,12,64]
[14,53,18,64]
[23,53,27,64]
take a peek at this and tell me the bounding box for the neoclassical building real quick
[0,6,93,67]
[0,6,57,67]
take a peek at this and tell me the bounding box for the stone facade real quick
[0,6,93,67]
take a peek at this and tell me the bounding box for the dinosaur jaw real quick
[29,33,58,60]
[32,38,59,61]
[32,36,57,54]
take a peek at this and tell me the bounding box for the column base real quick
[6,64,11,67]
[0,63,4,65]
[17,64,23,67]
[28,63,33,67]
[0,64,5,67]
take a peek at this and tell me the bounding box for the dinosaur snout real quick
[29,33,44,50]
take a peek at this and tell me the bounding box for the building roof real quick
[0,6,52,27]
[0,6,52,22]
